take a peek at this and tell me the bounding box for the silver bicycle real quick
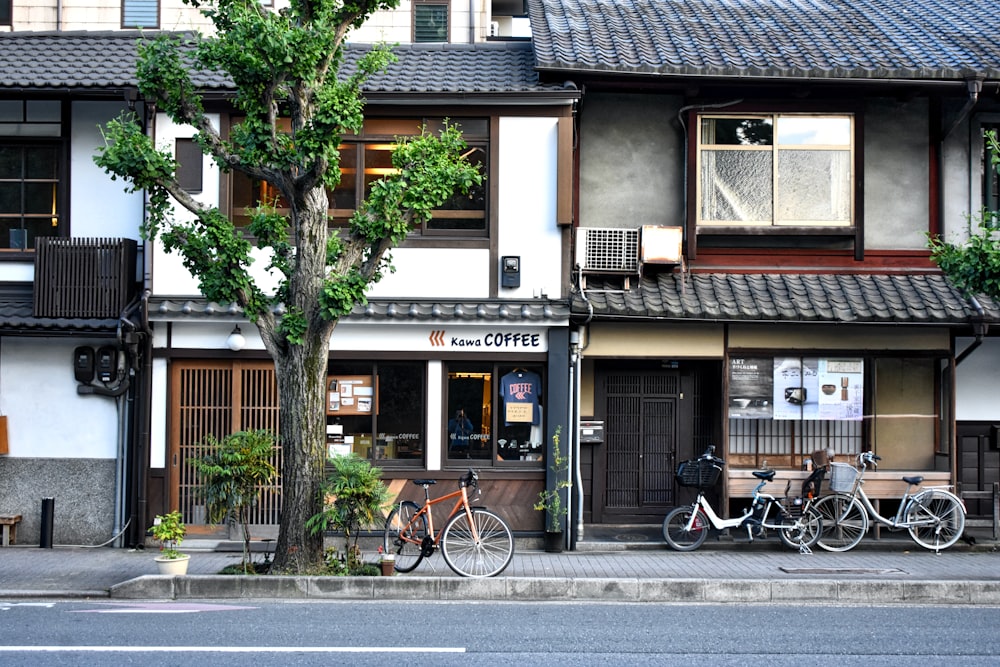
[813,451,966,552]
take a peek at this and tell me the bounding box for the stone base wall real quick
[0,458,116,546]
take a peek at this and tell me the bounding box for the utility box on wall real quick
[580,420,604,444]
[501,255,520,288]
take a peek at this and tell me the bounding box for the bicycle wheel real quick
[384,501,426,573]
[905,489,966,551]
[440,508,514,577]
[778,506,823,549]
[661,505,709,551]
[813,493,868,552]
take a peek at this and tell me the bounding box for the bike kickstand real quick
[798,542,813,555]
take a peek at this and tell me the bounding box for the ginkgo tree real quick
[95,0,483,573]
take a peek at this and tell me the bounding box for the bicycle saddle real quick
[412,479,437,486]
[903,476,923,485]
[752,470,776,481]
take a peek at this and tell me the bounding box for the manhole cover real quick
[779,567,906,575]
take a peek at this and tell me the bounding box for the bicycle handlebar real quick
[858,451,881,468]
[700,445,725,466]
[460,468,479,489]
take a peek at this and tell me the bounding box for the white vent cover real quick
[641,226,683,264]
[576,228,640,273]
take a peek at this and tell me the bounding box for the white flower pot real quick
[154,554,190,575]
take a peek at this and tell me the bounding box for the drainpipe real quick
[955,296,988,366]
[571,326,586,544]
[469,0,476,43]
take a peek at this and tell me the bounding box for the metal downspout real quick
[955,296,988,366]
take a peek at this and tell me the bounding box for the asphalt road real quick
[0,600,997,666]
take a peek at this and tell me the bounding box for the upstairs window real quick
[697,114,854,229]
[414,0,449,43]
[230,116,488,237]
[0,101,63,252]
[122,0,159,29]
[1,1,11,27]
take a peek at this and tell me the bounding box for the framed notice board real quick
[326,375,375,416]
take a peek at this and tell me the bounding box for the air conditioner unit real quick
[575,228,640,274]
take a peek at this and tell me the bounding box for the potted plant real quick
[150,510,189,575]
[534,426,571,552]
[378,546,395,576]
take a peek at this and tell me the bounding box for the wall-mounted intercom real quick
[74,346,95,383]
[96,346,119,383]
[501,255,520,288]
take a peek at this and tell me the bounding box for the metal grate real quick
[576,228,640,273]
[33,237,137,318]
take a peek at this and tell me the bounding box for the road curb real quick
[106,575,1000,605]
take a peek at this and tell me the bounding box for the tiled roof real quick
[572,273,1000,324]
[149,298,571,323]
[0,32,569,97]
[0,287,119,335]
[527,0,1000,81]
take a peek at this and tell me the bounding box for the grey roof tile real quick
[0,286,119,334]
[572,273,1000,324]
[0,32,569,97]
[528,0,1000,81]
[149,298,570,323]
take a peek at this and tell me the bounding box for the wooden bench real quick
[727,469,953,499]
[959,482,1000,540]
[0,514,22,546]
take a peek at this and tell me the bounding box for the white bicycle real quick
[662,446,823,553]
[813,451,966,552]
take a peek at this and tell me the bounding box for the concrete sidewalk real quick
[1,532,998,605]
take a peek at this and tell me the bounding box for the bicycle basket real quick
[676,459,722,488]
[828,462,858,493]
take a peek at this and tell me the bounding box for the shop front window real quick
[446,362,545,466]
[326,361,425,465]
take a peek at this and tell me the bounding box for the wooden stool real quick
[0,514,22,546]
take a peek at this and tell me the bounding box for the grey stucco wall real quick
[578,92,685,228]
[0,458,116,546]
[864,97,931,250]
[578,92,942,252]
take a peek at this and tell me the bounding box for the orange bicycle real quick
[383,468,514,577]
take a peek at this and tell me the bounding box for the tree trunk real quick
[270,187,336,573]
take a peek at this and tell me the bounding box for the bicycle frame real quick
[840,473,959,531]
[683,481,787,537]
[405,481,480,549]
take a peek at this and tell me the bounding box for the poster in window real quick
[500,369,542,425]
[773,357,820,420]
[326,375,375,415]
[728,357,773,419]
[817,358,864,420]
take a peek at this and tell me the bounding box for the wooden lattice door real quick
[603,372,678,518]
[169,360,282,526]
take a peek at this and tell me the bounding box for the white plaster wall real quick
[0,338,120,459]
[956,337,1000,421]
[367,247,490,298]
[152,113,566,302]
[72,102,145,240]
[496,116,563,299]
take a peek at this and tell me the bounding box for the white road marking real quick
[0,646,465,653]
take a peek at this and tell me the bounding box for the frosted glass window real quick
[700,150,772,223]
[697,114,854,228]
